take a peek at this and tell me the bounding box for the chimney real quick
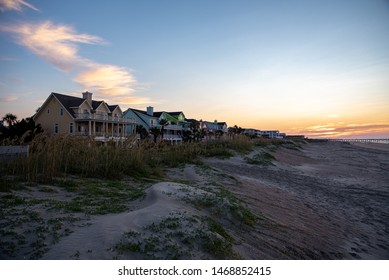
[82,91,92,105]
[146,106,154,116]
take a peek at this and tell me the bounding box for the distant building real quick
[243,128,258,136]
[33,92,136,141]
[243,129,286,139]
[258,130,280,139]
[199,120,228,140]
[285,135,306,141]
[200,120,228,133]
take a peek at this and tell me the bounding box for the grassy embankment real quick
[1,134,254,183]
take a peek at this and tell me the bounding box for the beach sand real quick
[1,141,388,259]
[201,141,389,259]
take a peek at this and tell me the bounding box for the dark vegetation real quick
[1,113,43,144]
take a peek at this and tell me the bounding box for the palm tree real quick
[149,127,161,143]
[158,119,169,140]
[136,125,148,139]
[2,113,18,126]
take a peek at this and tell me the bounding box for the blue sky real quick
[1,0,389,138]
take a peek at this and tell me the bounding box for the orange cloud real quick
[2,21,149,105]
[0,0,38,12]
[75,63,151,105]
[75,64,136,96]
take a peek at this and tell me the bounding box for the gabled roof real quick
[52,92,86,118]
[35,92,121,120]
[92,100,104,110]
[166,111,184,117]
[162,112,179,124]
[124,108,150,127]
[108,105,119,112]
[153,112,163,118]
[200,120,227,131]
[92,100,111,113]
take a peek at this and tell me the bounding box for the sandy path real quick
[203,142,389,259]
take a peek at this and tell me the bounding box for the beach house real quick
[199,120,228,140]
[33,92,136,141]
[123,106,186,143]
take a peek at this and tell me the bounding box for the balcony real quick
[74,113,135,123]
[151,124,183,131]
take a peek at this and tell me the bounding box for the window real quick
[47,109,50,114]
[60,108,64,116]
[54,124,59,134]
[69,123,74,134]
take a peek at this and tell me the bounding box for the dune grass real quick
[1,134,300,185]
[0,134,255,183]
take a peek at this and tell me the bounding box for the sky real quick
[0,0,388,138]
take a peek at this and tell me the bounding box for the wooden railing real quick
[74,113,135,123]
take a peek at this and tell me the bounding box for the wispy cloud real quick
[0,0,38,12]
[1,21,150,105]
[0,95,18,102]
[296,122,389,138]
[1,21,103,72]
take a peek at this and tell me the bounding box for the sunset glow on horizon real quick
[1,0,388,139]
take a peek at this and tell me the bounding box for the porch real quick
[75,119,135,141]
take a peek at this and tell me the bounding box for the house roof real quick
[125,108,150,127]
[49,92,119,118]
[201,120,227,131]
[185,118,198,122]
[166,111,183,117]
[125,108,186,128]
[92,100,104,110]
[108,105,119,112]
[153,112,163,118]
[52,92,86,118]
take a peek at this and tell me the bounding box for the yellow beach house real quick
[33,91,136,141]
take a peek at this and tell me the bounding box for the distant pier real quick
[328,138,389,144]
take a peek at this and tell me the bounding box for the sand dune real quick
[42,182,199,259]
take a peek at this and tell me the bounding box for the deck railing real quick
[74,132,127,137]
[74,113,135,123]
